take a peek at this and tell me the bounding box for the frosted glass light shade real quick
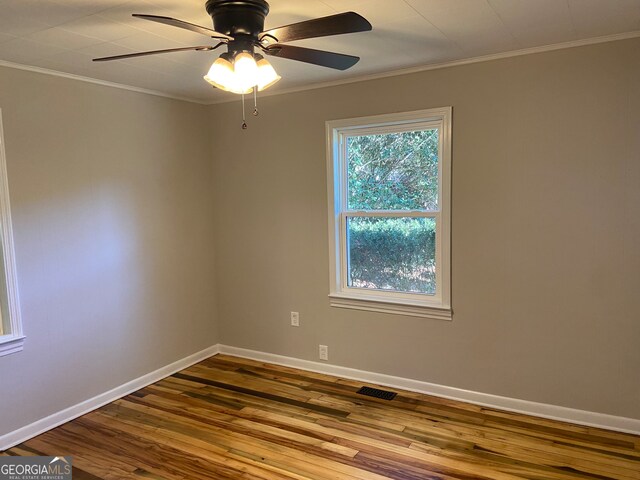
[204,56,234,90]
[256,58,281,91]
[234,52,259,91]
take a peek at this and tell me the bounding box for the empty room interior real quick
[0,0,639,479]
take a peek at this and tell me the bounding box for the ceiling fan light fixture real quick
[256,56,281,91]
[204,52,279,94]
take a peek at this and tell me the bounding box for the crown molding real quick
[206,30,640,105]
[0,60,208,105]
[1,30,639,106]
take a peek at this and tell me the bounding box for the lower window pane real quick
[347,217,436,295]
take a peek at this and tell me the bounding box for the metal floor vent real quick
[356,386,397,400]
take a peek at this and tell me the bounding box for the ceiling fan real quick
[93,0,372,99]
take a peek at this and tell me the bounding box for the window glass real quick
[347,216,436,294]
[347,129,439,211]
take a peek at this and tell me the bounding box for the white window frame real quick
[326,107,452,320]
[0,109,24,356]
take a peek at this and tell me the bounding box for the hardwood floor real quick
[4,355,639,479]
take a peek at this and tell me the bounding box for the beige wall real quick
[0,67,219,435]
[210,38,640,419]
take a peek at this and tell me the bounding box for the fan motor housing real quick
[206,0,270,37]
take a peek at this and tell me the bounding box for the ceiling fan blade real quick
[260,12,371,44]
[265,44,359,70]
[93,45,221,62]
[132,14,232,40]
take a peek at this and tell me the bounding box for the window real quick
[0,109,24,356]
[326,108,451,319]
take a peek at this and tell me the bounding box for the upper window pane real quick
[347,129,439,211]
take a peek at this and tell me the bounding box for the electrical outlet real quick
[290,311,300,327]
[319,344,329,361]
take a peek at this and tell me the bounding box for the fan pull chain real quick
[253,88,259,116]
[241,93,247,130]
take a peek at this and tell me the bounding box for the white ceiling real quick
[0,0,639,103]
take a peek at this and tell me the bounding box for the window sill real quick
[329,293,452,320]
[0,334,25,357]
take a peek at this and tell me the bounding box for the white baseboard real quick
[0,344,220,451]
[3,342,638,451]
[218,344,640,435]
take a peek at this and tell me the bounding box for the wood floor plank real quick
[3,354,639,480]
[93,403,391,480]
